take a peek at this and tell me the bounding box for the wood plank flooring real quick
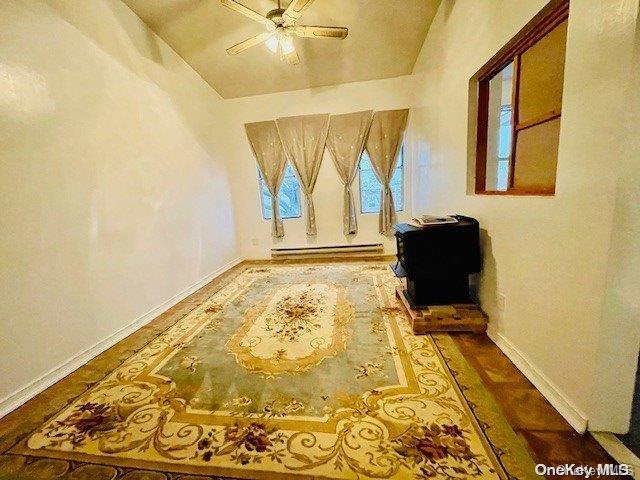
[451,333,623,474]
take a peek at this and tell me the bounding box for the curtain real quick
[276,114,330,236]
[326,110,373,235]
[245,120,288,238]
[365,109,409,236]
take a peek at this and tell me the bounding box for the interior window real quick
[359,146,404,214]
[484,62,514,192]
[496,104,513,191]
[258,163,301,220]
[475,5,568,195]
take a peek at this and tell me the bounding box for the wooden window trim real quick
[516,110,562,132]
[474,0,569,196]
[507,54,521,190]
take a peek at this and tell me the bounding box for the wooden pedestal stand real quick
[395,286,487,334]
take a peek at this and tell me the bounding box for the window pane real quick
[513,117,560,191]
[259,175,273,219]
[259,163,301,220]
[518,20,567,123]
[484,62,513,192]
[359,148,403,213]
[390,154,403,211]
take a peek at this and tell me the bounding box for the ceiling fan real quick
[221,0,348,64]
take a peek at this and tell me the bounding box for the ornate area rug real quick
[3,264,537,479]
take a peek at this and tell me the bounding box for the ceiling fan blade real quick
[220,0,272,27]
[284,50,300,65]
[226,31,273,55]
[282,0,315,24]
[292,25,348,39]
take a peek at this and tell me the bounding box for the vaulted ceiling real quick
[124,0,441,98]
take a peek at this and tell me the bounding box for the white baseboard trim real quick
[0,256,243,419]
[487,328,589,433]
[592,432,640,477]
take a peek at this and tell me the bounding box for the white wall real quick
[223,76,417,259]
[409,0,640,432]
[0,0,239,413]
[589,1,640,431]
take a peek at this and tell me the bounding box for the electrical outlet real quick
[251,238,258,247]
[497,293,506,312]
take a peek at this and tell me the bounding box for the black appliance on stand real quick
[393,216,480,308]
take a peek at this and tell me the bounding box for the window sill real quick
[360,210,404,215]
[474,189,555,196]
[262,216,302,221]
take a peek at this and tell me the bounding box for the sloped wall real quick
[0,0,239,413]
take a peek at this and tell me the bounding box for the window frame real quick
[474,0,569,196]
[256,163,302,221]
[358,144,405,215]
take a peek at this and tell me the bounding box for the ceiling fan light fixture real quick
[280,34,295,55]
[265,34,279,53]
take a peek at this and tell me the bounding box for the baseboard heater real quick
[271,243,384,259]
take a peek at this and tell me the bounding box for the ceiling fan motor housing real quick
[266,8,286,26]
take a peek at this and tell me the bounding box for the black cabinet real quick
[394,216,480,307]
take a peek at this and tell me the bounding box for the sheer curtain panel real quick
[245,120,288,237]
[326,110,373,235]
[365,109,409,235]
[276,114,330,236]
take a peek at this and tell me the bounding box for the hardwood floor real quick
[451,333,624,474]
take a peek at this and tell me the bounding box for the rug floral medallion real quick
[13,264,535,479]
